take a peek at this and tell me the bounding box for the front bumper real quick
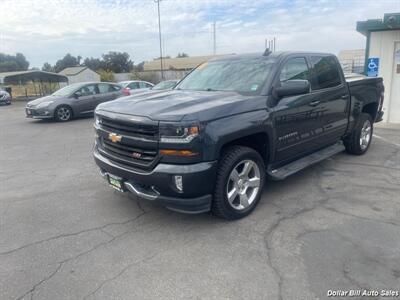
[0,98,11,104]
[94,149,217,213]
[375,110,384,123]
[25,107,53,119]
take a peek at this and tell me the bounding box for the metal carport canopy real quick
[0,70,68,84]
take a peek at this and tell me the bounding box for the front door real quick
[272,56,325,163]
[97,83,118,107]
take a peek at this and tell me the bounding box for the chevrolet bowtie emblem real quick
[108,133,122,143]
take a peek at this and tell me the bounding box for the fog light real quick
[174,175,183,192]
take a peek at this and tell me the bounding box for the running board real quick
[267,142,345,180]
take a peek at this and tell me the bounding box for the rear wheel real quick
[54,105,72,122]
[212,146,265,220]
[344,113,373,155]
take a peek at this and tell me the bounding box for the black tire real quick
[212,146,265,220]
[343,113,373,155]
[54,105,73,122]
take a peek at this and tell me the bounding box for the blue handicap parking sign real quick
[367,57,379,77]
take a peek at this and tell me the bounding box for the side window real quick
[77,84,97,96]
[128,82,139,89]
[145,83,153,88]
[279,57,309,83]
[139,82,148,88]
[310,56,341,90]
[98,83,112,94]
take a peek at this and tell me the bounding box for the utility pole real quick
[154,0,164,79]
[213,21,216,55]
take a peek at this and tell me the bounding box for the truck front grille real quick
[97,114,159,170]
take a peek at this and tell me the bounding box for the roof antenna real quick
[263,48,272,56]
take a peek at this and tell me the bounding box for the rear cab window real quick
[310,55,342,90]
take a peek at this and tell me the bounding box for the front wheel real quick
[344,113,373,155]
[212,146,265,220]
[54,105,72,122]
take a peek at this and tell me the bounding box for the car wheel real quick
[54,105,72,122]
[212,146,265,220]
[344,113,373,155]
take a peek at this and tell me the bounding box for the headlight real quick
[37,101,53,108]
[159,123,199,143]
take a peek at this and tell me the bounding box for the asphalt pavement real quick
[1,102,399,300]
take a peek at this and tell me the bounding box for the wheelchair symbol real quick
[368,61,377,70]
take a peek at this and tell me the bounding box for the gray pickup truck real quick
[93,51,384,219]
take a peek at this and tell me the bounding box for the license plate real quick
[108,175,124,192]
[26,109,31,115]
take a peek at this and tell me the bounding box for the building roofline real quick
[357,12,400,36]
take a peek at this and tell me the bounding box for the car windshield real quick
[153,81,177,90]
[52,84,81,96]
[177,57,276,94]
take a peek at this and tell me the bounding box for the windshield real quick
[177,57,276,94]
[52,84,81,96]
[153,80,177,90]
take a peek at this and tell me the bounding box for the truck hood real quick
[97,90,266,122]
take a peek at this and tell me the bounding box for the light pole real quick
[154,0,164,79]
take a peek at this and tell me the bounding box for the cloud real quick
[0,0,399,68]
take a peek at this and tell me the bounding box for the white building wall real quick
[369,30,400,123]
[67,69,100,84]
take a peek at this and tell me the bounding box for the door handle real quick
[309,100,320,106]
[341,94,348,99]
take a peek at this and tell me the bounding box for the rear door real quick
[308,55,349,144]
[97,83,119,106]
[74,84,98,115]
[272,56,326,162]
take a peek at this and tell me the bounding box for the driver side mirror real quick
[73,91,82,99]
[275,80,310,98]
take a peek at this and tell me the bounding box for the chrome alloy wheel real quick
[57,107,71,121]
[226,159,261,210]
[360,119,372,150]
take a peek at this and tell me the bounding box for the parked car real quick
[93,51,384,219]
[121,80,180,98]
[118,80,154,96]
[0,88,11,105]
[152,80,179,90]
[26,82,124,121]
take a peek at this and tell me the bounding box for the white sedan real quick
[119,80,154,96]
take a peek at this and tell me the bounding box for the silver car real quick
[26,82,124,121]
[118,80,154,96]
[0,88,11,105]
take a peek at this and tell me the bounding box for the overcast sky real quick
[1,0,399,68]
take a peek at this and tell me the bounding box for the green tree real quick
[0,53,29,72]
[98,69,115,82]
[42,62,55,72]
[54,53,81,73]
[83,57,105,71]
[102,51,133,73]
[132,61,145,72]
[176,52,189,58]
